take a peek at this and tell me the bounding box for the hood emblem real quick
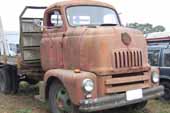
[121,32,132,46]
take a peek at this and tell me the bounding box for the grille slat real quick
[103,49,148,94]
[106,83,150,94]
[113,50,143,68]
[104,72,150,94]
[105,75,149,85]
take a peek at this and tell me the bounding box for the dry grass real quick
[0,83,169,113]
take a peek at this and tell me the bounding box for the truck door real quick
[160,48,170,77]
[41,9,65,70]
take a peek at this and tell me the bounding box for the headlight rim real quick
[151,71,159,83]
[82,78,94,93]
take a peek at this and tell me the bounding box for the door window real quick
[163,49,170,67]
[47,10,63,27]
[148,49,160,66]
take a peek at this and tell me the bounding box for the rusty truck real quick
[0,0,164,113]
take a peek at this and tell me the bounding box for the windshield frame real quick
[65,5,121,27]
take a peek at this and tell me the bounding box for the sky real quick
[0,0,169,32]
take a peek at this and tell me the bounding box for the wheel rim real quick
[56,88,73,113]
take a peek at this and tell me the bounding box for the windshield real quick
[66,6,120,26]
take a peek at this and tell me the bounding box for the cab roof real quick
[46,0,115,11]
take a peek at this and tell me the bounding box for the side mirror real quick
[51,15,58,25]
[33,19,42,28]
[50,13,63,27]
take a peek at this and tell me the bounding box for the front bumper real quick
[79,86,164,112]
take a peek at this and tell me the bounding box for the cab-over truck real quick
[0,0,164,113]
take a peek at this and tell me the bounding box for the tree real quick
[153,25,165,32]
[126,23,165,34]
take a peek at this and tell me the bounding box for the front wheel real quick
[48,80,80,113]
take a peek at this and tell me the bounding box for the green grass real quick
[14,108,32,113]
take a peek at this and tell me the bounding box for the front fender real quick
[44,69,97,105]
[160,75,170,81]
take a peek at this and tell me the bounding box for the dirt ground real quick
[0,84,169,113]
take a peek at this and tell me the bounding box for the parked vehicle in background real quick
[147,32,170,46]
[147,32,170,100]
[4,31,19,56]
[0,1,164,113]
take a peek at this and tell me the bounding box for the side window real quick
[163,49,170,67]
[47,10,63,27]
[148,49,160,66]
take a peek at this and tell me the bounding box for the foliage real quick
[126,23,166,34]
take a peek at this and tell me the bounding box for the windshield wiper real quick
[100,23,118,26]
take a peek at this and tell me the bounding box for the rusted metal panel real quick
[105,75,150,85]
[44,69,97,105]
[106,83,150,94]
[97,76,111,97]
[46,0,115,12]
[102,71,152,94]
[42,26,149,75]
[41,33,64,70]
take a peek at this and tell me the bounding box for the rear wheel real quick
[160,81,170,101]
[48,80,80,113]
[0,65,18,94]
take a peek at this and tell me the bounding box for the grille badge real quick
[121,32,132,46]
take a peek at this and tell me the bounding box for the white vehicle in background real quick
[0,17,19,57]
[5,32,19,56]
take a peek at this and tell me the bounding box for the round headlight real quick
[82,79,94,93]
[152,71,159,83]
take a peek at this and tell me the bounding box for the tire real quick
[160,81,170,101]
[0,68,11,93]
[10,65,19,94]
[48,80,80,113]
[0,65,19,94]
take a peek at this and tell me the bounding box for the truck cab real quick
[0,1,164,113]
[41,1,163,112]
